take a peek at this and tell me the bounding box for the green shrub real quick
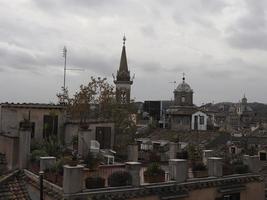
[234,164,249,174]
[43,136,62,157]
[144,163,165,177]
[108,171,132,187]
[84,152,102,170]
[30,140,42,152]
[30,149,48,163]
[47,158,64,175]
[85,177,105,189]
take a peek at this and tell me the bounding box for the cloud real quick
[68,50,117,76]
[0,0,266,104]
[225,0,267,50]
[140,24,157,39]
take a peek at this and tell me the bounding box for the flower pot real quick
[68,160,78,166]
[144,174,165,183]
[193,170,208,178]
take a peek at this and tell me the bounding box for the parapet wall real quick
[63,174,264,200]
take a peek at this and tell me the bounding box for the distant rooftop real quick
[0,102,66,109]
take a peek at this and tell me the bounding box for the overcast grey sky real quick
[0,0,267,105]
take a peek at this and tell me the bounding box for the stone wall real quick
[0,105,65,141]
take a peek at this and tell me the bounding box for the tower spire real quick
[123,34,126,46]
[114,35,133,104]
[182,72,185,83]
[117,35,129,78]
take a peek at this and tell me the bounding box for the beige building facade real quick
[0,103,66,141]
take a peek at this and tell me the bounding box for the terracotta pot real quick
[144,174,165,183]
[68,160,78,166]
[193,170,208,178]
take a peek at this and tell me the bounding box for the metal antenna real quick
[63,46,67,91]
[62,46,84,91]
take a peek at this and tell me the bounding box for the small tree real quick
[57,76,115,120]
[144,163,165,183]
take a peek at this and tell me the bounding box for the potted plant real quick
[144,163,165,183]
[108,171,132,187]
[71,135,78,150]
[85,177,105,189]
[192,162,208,178]
[30,149,48,173]
[84,152,102,170]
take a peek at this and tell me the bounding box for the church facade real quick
[167,76,207,131]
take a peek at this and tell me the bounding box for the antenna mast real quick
[62,46,84,91]
[63,46,67,91]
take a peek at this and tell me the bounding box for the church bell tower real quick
[113,36,133,104]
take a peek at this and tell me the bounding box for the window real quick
[231,147,236,154]
[96,127,111,149]
[200,116,205,125]
[120,90,127,104]
[43,115,58,139]
[181,96,185,103]
[259,152,267,161]
[19,122,35,138]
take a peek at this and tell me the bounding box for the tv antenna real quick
[62,46,84,91]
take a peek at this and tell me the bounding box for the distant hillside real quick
[249,102,267,119]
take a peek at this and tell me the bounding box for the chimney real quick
[169,159,187,183]
[243,155,261,173]
[127,144,138,162]
[40,157,56,171]
[126,162,141,187]
[19,124,31,169]
[207,157,222,177]
[63,165,83,194]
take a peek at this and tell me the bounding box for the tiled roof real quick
[0,170,31,200]
[0,153,6,165]
[25,176,62,200]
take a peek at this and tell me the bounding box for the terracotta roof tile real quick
[0,171,31,200]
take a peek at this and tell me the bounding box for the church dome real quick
[175,81,193,93]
